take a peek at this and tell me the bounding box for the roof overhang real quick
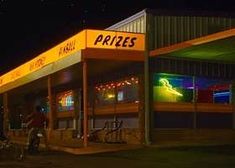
[150,28,235,63]
[82,48,144,61]
[0,29,145,93]
[0,51,81,94]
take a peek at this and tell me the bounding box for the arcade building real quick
[1,9,235,147]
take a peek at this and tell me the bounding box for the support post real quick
[48,75,54,139]
[231,83,235,129]
[193,76,197,129]
[3,93,9,135]
[144,12,151,145]
[83,61,88,147]
[138,75,145,144]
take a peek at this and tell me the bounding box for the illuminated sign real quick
[159,78,183,96]
[94,35,136,47]
[86,30,145,51]
[57,90,75,112]
[58,39,76,57]
[0,29,144,88]
[29,56,46,71]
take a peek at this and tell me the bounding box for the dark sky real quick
[0,0,235,75]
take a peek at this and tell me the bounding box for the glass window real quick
[58,119,67,129]
[57,118,74,129]
[40,97,50,114]
[57,90,75,112]
[196,77,231,104]
[153,73,193,103]
[116,77,139,103]
[95,77,139,106]
[95,83,116,106]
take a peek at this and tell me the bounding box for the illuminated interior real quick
[57,90,75,112]
[153,73,193,103]
[95,77,139,106]
[153,73,231,104]
[196,78,231,104]
[159,78,183,96]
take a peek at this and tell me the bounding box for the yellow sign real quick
[0,29,144,87]
[86,30,145,51]
[0,31,86,87]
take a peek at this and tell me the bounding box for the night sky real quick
[0,0,235,75]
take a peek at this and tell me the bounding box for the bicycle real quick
[28,127,44,154]
[0,137,24,161]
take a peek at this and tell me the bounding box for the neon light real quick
[107,94,115,99]
[213,91,230,97]
[159,78,183,96]
[125,80,131,85]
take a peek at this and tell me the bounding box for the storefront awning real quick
[0,29,145,94]
[150,28,235,63]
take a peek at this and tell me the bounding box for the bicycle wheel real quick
[14,143,24,161]
[7,143,24,161]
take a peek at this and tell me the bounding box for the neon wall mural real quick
[153,73,193,103]
[159,78,183,97]
[153,73,232,104]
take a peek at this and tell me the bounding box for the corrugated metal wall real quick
[151,57,235,79]
[106,10,146,33]
[107,9,235,51]
[107,9,235,80]
[114,16,145,33]
[149,15,235,50]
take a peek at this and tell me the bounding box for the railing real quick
[104,120,125,144]
[88,121,109,142]
[89,120,125,144]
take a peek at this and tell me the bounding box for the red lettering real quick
[29,57,46,71]
[59,40,76,57]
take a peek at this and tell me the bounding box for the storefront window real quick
[116,77,139,103]
[153,73,193,103]
[95,83,116,106]
[195,77,231,104]
[39,96,50,114]
[57,90,75,112]
[153,73,232,104]
[95,77,139,106]
[57,118,74,129]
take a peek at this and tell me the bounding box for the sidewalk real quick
[49,143,143,155]
[10,137,143,155]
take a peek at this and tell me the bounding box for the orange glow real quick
[0,30,145,87]
[0,30,86,87]
[0,29,145,88]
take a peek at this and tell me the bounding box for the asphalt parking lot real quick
[1,144,235,168]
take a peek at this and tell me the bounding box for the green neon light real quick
[159,78,183,96]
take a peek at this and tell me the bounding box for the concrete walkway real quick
[10,137,142,155]
[49,143,142,155]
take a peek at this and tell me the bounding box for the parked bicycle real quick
[0,137,24,161]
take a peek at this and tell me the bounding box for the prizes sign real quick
[86,30,145,51]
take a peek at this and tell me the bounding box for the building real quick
[1,9,235,147]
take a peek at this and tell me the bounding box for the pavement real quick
[49,143,143,155]
[9,137,143,155]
